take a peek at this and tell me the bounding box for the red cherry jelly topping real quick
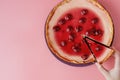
[53,8,104,58]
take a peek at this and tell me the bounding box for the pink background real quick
[0,0,120,80]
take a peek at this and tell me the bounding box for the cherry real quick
[72,44,81,52]
[91,18,99,24]
[75,25,83,32]
[89,43,92,46]
[85,28,95,36]
[66,25,74,32]
[58,19,66,25]
[81,9,88,15]
[81,54,89,60]
[93,29,103,36]
[53,26,61,32]
[85,31,89,36]
[65,14,73,21]
[79,17,87,23]
[86,27,102,36]
[68,33,76,42]
[60,40,67,47]
[90,27,97,35]
[95,46,102,51]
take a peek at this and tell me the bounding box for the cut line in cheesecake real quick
[83,36,97,62]
[85,36,110,48]
[83,35,114,64]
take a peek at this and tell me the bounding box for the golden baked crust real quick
[99,49,114,64]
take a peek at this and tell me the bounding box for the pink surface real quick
[0,0,120,80]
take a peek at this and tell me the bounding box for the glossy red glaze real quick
[53,8,104,57]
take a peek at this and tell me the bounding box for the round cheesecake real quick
[45,0,114,64]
